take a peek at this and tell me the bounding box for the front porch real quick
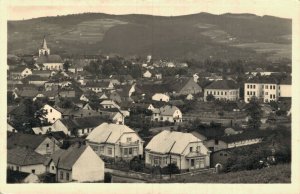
[185,152,207,171]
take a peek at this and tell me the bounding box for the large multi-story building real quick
[244,78,291,103]
[204,79,239,101]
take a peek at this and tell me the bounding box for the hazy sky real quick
[7,0,298,20]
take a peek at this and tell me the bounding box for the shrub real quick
[161,163,180,175]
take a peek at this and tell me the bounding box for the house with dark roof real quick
[7,133,60,155]
[47,143,105,182]
[164,77,203,96]
[7,169,41,183]
[83,81,114,93]
[52,116,107,137]
[7,147,48,175]
[204,79,239,102]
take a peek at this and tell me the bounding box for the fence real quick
[105,167,215,182]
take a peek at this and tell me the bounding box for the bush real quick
[129,156,144,172]
[104,172,112,183]
[161,163,180,175]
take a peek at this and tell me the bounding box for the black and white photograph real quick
[1,0,300,193]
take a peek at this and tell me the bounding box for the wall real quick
[52,120,70,135]
[279,84,291,98]
[204,139,228,152]
[8,163,46,175]
[204,89,239,102]
[119,132,144,156]
[57,169,72,183]
[72,146,105,182]
[43,105,62,124]
[35,138,60,155]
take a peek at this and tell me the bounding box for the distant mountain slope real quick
[7,12,291,61]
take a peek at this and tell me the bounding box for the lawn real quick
[167,163,291,183]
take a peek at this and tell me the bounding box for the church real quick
[35,36,64,71]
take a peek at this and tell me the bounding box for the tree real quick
[63,61,70,72]
[206,94,215,102]
[246,97,262,129]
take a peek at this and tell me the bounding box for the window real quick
[253,91,256,95]
[16,166,19,171]
[129,148,133,155]
[50,109,52,113]
[207,91,209,94]
[247,85,249,89]
[53,118,55,120]
[266,85,268,89]
[190,147,193,152]
[221,92,223,95]
[217,91,219,95]
[273,94,276,99]
[127,137,132,142]
[214,91,216,95]
[220,153,223,156]
[66,172,70,181]
[253,85,256,89]
[224,153,228,156]
[107,147,112,155]
[32,169,35,174]
[265,92,268,95]
[225,92,227,95]
[60,171,63,179]
[52,166,55,170]
[215,139,219,145]
[270,94,272,99]
[196,146,201,152]
[46,143,49,148]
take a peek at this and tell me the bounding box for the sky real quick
[6,0,298,20]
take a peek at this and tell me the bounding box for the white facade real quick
[41,104,62,124]
[152,93,170,102]
[52,120,70,135]
[204,89,239,101]
[244,82,291,103]
[143,70,152,78]
[72,146,105,182]
[21,68,33,77]
[8,163,46,175]
[43,63,63,70]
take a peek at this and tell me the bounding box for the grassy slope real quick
[169,164,291,183]
[7,13,291,61]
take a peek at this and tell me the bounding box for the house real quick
[100,100,120,110]
[204,79,239,101]
[68,59,86,73]
[186,94,194,100]
[48,143,105,182]
[244,77,291,103]
[164,77,203,96]
[9,67,32,79]
[143,70,152,78]
[32,125,56,135]
[87,123,144,160]
[7,147,47,175]
[145,130,210,171]
[32,70,54,78]
[84,81,114,93]
[24,75,49,86]
[152,93,170,102]
[40,104,62,124]
[7,123,18,133]
[152,105,183,123]
[155,73,162,80]
[52,116,106,137]
[7,133,60,155]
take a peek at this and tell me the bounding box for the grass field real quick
[167,163,291,183]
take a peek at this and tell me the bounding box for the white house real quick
[40,104,62,124]
[152,93,170,102]
[32,125,55,135]
[145,130,210,171]
[152,105,183,123]
[244,78,291,103]
[49,143,105,182]
[7,147,47,175]
[10,67,32,79]
[87,123,144,160]
[100,100,120,109]
[186,94,194,100]
[7,123,17,133]
[143,70,152,78]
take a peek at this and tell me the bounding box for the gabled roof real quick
[7,133,48,150]
[85,81,111,88]
[50,143,88,170]
[219,130,267,143]
[8,147,46,166]
[87,123,137,144]
[17,89,39,98]
[205,79,239,90]
[145,130,201,155]
[36,55,63,64]
[59,116,106,130]
[32,126,55,135]
[159,105,180,116]
[10,66,29,73]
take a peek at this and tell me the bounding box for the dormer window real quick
[127,137,132,142]
[189,147,193,152]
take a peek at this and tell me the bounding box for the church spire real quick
[41,35,48,49]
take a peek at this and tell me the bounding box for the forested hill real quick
[8,12,291,61]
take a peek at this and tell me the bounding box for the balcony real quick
[119,141,139,147]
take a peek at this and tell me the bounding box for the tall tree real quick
[246,97,262,129]
[63,61,70,72]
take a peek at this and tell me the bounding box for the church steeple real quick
[41,36,48,49]
[39,35,50,56]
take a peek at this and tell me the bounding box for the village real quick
[7,37,291,183]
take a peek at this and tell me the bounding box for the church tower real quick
[38,36,50,56]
